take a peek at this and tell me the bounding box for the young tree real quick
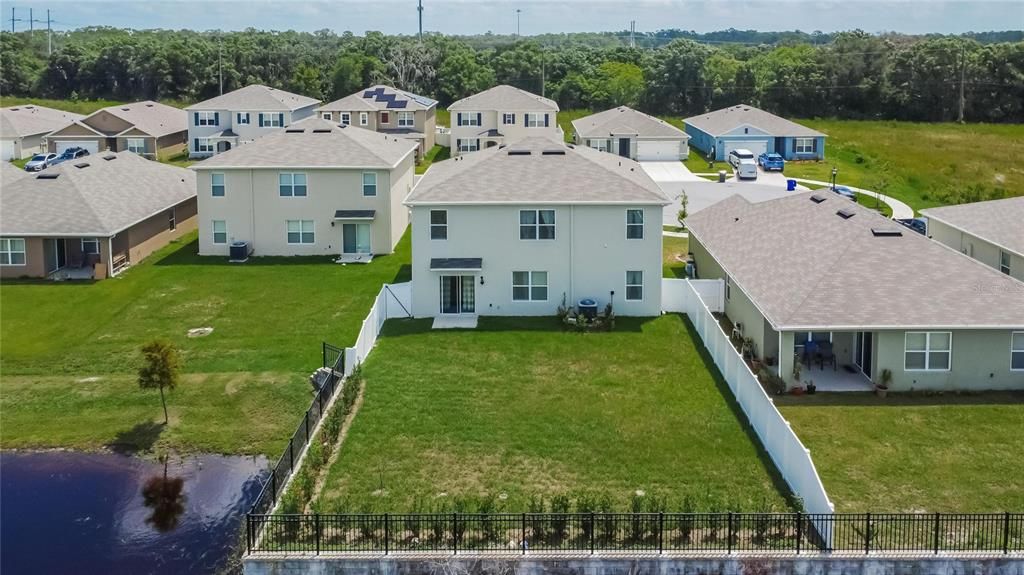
[138,340,181,424]
[677,191,689,228]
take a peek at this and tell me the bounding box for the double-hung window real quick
[261,113,283,128]
[0,238,26,266]
[1000,251,1011,275]
[211,173,225,197]
[519,209,555,240]
[195,138,214,153]
[237,113,250,125]
[905,331,952,371]
[457,113,480,127]
[430,210,447,240]
[512,271,548,301]
[526,113,545,128]
[795,138,814,154]
[362,172,377,196]
[457,139,479,153]
[398,112,415,127]
[1012,332,1024,371]
[626,271,644,301]
[626,209,644,239]
[340,112,351,126]
[196,111,217,126]
[279,173,307,197]
[286,220,315,244]
[81,237,100,255]
[502,113,516,125]
[212,220,227,245]
[359,112,369,126]
[322,112,333,121]
[590,139,609,153]
[126,138,145,154]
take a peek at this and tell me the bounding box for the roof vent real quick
[37,173,59,179]
[312,129,332,133]
[103,155,117,161]
[338,124,347,128]
[810,194,827,204]
[146,103,154,107]
[10,107,19,111]
[871,228,903,237]
[507,148,531,156]
[285,128,305,133]
[121,107,130,111]
[541,148,565,156]
[498,144,507,149]
[836,208,856,219]
[74,162,90,169]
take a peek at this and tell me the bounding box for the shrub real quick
[678,494,696,543]
[528,495,547,543]
[550,494,571,542]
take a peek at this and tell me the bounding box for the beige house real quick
[317,85,437,157]
[186,84,320,158]
[405,138,669,319]
[1,105,84,160]
[0,152,197,280]
[686,191,1024,392]
[572,106,689,161]
[447,85,560,155]
[46,101,187,160]
[921,196,1024,283]
[191,118,418,259]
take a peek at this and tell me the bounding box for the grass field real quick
[663,236,688,278]
[0,230,412,455]
[315,315,790,512]
[777,393,1024,512]
[416,144,450,174]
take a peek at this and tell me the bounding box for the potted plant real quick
[804,379,816,394]
[741,337,755,361]
[875,369,892,398]
[790,384,805,396]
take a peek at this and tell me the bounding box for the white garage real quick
[722,139,768,158]
[1,139,15,161]
[636,139,687,161]
[55,140,100,154]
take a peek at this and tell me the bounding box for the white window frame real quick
[340,112,351,126]
[398,112,415,127]
[286,220,315,245]
[458,112,480,127]
[590,139,609,153]
[81,237,100,255]
[262,113,283,128]
[212,220,227,245]
[626,209,644,240]
[430,210,447,240]
[1000,251,1011,275]
[211,172,225,197]
[359,112,369,126]
[237,113,250,125]
[279,172,308,197]
[1011,332,1024,372]
[795,138,814,154]
[196,111,217,126]
[904,331,952,372]
[512,271,548,302]
[322,112,333,121]
[362,172,377,197]
[195,138,214,153]
[126,138,146,154]
[168,208,176,231]
[519,209,555,240]
[625,270,644,301]
[502,113,516,125]
[526,113,545,128]
[0,238,26,266]
[725,275,731,301]
[457,139,479,153]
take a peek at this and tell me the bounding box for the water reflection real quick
[142,456,187,533]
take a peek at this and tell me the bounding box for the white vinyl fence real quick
[670,279,835,539]
[663,278,724,313]
[435,127,451,148]
[344,282,412,375]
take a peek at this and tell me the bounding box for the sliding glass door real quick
[341,223,371,254]
[439,275,475,315]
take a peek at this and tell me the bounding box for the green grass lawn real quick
[316,315,790,512]
[856,192,893,218]
[777,393,1024,512]
[782,120,1024,212]
[663,236,689,279]
[416,144,450,174]
[0,229,412,455]
[159,148,196,168]
[436,108,450,128]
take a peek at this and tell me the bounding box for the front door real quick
[618,137,630,158]
[855,331,873,376]
[439,275,475,315]
[342,223,371,254]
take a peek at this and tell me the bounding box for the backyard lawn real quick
[777,392,1024,512]
[315,315,790,512]
[0,230,412,455]
[416,144,450,174]
[663,235,688,278]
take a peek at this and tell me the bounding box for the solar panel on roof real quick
[362,91,376,98]
[375,94,396,102]
[406,93,438,108]
[386,100,408,109]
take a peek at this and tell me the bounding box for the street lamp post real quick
[831,167,838,190]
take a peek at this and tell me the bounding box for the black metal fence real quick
[248,343,346,518]
[247,512,1023,555]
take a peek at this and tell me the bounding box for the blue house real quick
[684,104,826,162]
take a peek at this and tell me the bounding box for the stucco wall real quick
[123,197,198,266]
[928,219,1024,283]
[874,329,1024,391]
[188,108,312,157]
[0,236,47,278]
[410,203,662,317]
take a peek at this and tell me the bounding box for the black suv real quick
[50,147,91,166]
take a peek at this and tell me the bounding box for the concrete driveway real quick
[727,166,806,189]
[641,161,703,182]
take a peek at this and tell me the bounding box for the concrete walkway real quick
[791,178,914,220]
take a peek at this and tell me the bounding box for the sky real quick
[10,0,1024,36]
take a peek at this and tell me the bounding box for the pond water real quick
[1,451,268,575]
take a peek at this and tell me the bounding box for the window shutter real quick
[524,113,528,126]
[278,113,284,126]
[214,112,219,125]
[456,138,461,149]
[193,112,199,125]
[476,112,481,125]
[258,113,264,127]
[475,139,480,150]
[457,112,462,126]
[792,139,797,154]
[511,113,516,125]
[544,114,549,127]
[193,138,199,151]
[812,138,818,153]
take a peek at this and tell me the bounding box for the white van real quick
[728,148,756,168]
[735,159,758,180]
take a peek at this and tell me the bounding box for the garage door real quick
[1,140,14,161]
[56,140,99,154]
[636,140,682,161]
[723,139,768,157]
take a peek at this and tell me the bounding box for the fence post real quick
[795,512,802,555]
[315,513,321,555]
[658,512,664,554]
[318,388,324,417]
[1003,512,1011,554]
[304,411,310,444]
[322,341,327,368]
[289,438,294,471]
[933,512,940,554]
[271,474,277,504]
[522,513,527,555]
[247,514,253,554]
[727,513,733,554]
[385,513,390,555]
[590,512,596,554]
[864,513,871,554]
[452,512,458,555]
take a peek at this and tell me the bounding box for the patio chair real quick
[817,342,837,371]
[802,341,818,367]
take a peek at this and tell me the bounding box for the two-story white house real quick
[191,118,418,259]
[405,138,669,319]
[447,85,561,155]
[317,85,437,158]
[185,85,320,158]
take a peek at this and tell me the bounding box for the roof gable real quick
[186,84,321,112]
[1,105,84,138]
[572,106,688,140]
[684,104,825,138]
[318,85,436,113]
[921,197,1024,257]
[448,85,559,112]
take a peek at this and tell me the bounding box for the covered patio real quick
[783,330,876,392]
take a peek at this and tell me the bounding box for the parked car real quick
[735,159,758,180]
[728,148,756,169]
[757,152,785,171]
[24,153,58,172]
[832,185,857,201]
[896,218,928,235]
[50,147,90,166]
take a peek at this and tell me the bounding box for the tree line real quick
[2,27,1023,122]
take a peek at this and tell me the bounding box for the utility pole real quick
[417,0,423,41]
[957,43,966,124]
[515,9,521,39]
[218,37,224,95]
[29,7,32,33]
[46,9,51,55]
[630,21,635,48]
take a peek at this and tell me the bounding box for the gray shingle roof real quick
[921,196,1024,257]
[572,106,689,140]
[94,101,187,139]
[318,85,437,112]
[186,85,320,112]
[0,152,195,236]
[430,258,483,270]
[448,85,559,112]
[406,137,669,206]
[1,105,84,138]
[685,191,1024,330]
[191,118,418,169]
[684,104,825,138]
[1,161,31,183]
